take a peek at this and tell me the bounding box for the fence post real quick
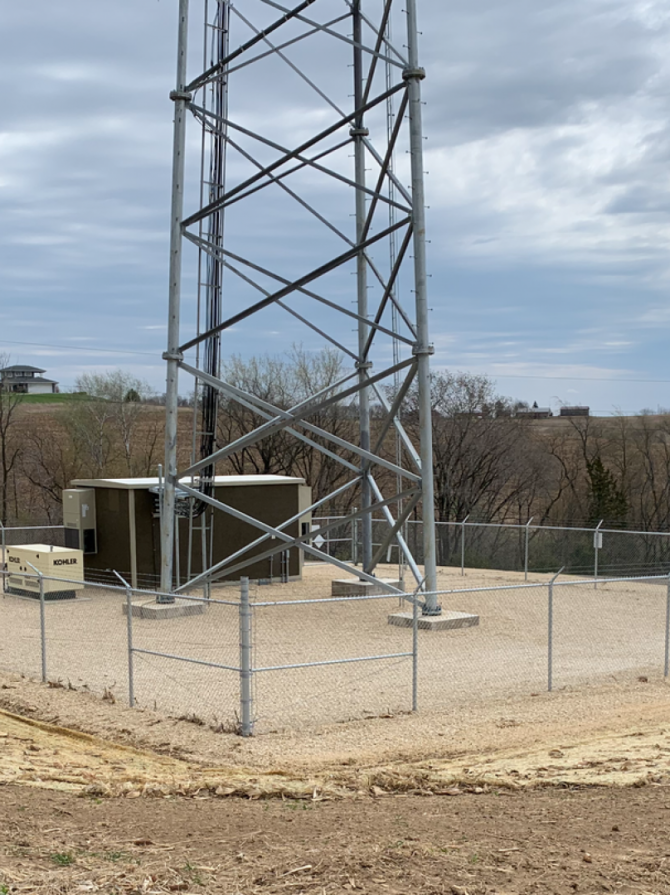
[126,586,135,707]
[113,570,135,707]
[524,516,534,582]
[0,521,5,589]
[460,514,470,576]
[239,577,254,737]
[412,589,419,712]
[665,574,670,679]
[352,510,358,565]
[0,521,5,597]
[27,562,46,683]
[594,520,604,589]
[547,567,564,692]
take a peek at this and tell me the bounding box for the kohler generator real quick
[4,544,84,600]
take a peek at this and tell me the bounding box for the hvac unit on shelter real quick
[63,488,97,554]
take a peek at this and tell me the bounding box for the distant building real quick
[0,365,59,395]
[559,406,590,418]
[517,402,553,420]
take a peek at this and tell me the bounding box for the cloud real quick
[3,0,670,415]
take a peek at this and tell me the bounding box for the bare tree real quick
[401,371,537,524]
[67,371,159,476]
[21,415,86,522]
[0,354,24,525]
[216,346,357,506]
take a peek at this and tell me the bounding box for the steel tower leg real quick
[404,0,438,611]
[161,0,191,597]
[352,0,373,575]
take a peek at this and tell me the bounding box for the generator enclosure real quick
[4,544,84,600]
[69,476,312,589]
[63,488,97,554]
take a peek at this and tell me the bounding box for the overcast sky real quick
[3,0,670,415]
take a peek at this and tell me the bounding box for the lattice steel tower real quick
[161,0,440,612]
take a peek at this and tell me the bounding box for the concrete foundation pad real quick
[123,599,206,620]
[331,578,403,596]
[388,610,480,631]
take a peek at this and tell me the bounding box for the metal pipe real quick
[665,574,670,679]
[353,0,372,577]
[548,580,553,692]
[239,577,254,736]
[368,492,421,572]
[128,489,138,590]
[175,513,181,589]
[524,516,534,583]
[460,514,470,577]
[594,519,604,589]
[114,570,135,708]
[132,648,239,672]
[27,562,46,683]
[201,514,208,598]
[161,0,191,595]
[404,0,438,612]
[547,567,564,692]
[0,521,5,595]
[254,652,412,673]
[412,582,419,712]
[351,509,358,565]
[368,478,422,584]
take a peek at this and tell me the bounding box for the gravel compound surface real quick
[2,563,669,735]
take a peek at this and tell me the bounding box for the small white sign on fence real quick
[593,531,603,549]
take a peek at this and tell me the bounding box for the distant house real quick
[0,365,59,395]
[559,406,590,418]
[517,402,553,420]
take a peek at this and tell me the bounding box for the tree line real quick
[2,349,670,533]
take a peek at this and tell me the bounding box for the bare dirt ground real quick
[3,777,670,895]
[1,668,670,893]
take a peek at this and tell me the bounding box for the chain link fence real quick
[0,524,65,556]
[250,585,415,733]
[311,517,670,578]
[2,568,669,736]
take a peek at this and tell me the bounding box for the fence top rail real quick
[435,573,669,598]
[254,591,420,607]
[313,515,670,538]
[0,525,64,531]
[0,570,240,607]
[254,573,669,606]
[5,569,666,608]
[427,520,670,537]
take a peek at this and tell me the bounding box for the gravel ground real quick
[1,563,668,735]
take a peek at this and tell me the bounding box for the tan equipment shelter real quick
[64,476,312,589]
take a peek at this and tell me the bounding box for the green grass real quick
[17,393,89,404]
[50,853,74,867]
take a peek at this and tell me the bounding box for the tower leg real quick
[404,0,439,612]
[161,0,191,597]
